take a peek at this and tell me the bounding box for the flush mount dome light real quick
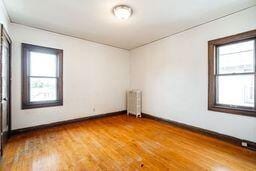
[113,5,133,20]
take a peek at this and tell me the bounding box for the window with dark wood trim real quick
[22,43,63,109]
[208,30,256,117]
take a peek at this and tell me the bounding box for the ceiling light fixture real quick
[113,5,133,20]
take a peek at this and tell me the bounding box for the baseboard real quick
[11,110,126,136]
[142,113,256,151]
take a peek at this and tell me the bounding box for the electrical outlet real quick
[93,108,95,112]
[241,141,248,147]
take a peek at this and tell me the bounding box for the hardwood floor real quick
[2,115,256,170]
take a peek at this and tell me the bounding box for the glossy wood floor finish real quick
[2,115,256,171]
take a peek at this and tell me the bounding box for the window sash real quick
[215,39,256,110]
[215,40,255,75]
[27,53,59,103]
[215,73,255,109]
[216,72,256,76]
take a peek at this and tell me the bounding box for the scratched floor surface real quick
[2,115,256,170]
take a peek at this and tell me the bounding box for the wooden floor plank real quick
[2,115,256,170]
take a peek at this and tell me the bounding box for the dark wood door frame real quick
[0,24,12,157]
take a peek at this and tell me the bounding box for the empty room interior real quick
[0,0,256,170]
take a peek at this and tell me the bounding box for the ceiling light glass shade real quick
[113,5,132,20]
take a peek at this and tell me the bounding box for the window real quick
[208,30,256,117]
[22,43,63,109]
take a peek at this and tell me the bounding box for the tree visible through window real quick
[22,44,63,109]
[208,30,256,117]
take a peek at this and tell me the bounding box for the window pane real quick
[30,52,57,77]
[30,78,57,102]
[217,75,254,107]
[218,40,254,74]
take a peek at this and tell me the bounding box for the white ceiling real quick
[3,0,256,50]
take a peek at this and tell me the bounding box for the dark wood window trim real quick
[22,43,63,109]
[208,29,256,117]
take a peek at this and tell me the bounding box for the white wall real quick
[10,23,130,130]
[130,7,256,142]
[0,0,9,30]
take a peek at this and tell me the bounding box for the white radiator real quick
[127,90,142,117]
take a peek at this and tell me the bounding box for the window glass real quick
[218,40,254,74]
[30,52,57,77]
[217,75,254,107]
[30,78,57,102]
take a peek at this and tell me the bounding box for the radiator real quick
[127,90,142,117]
